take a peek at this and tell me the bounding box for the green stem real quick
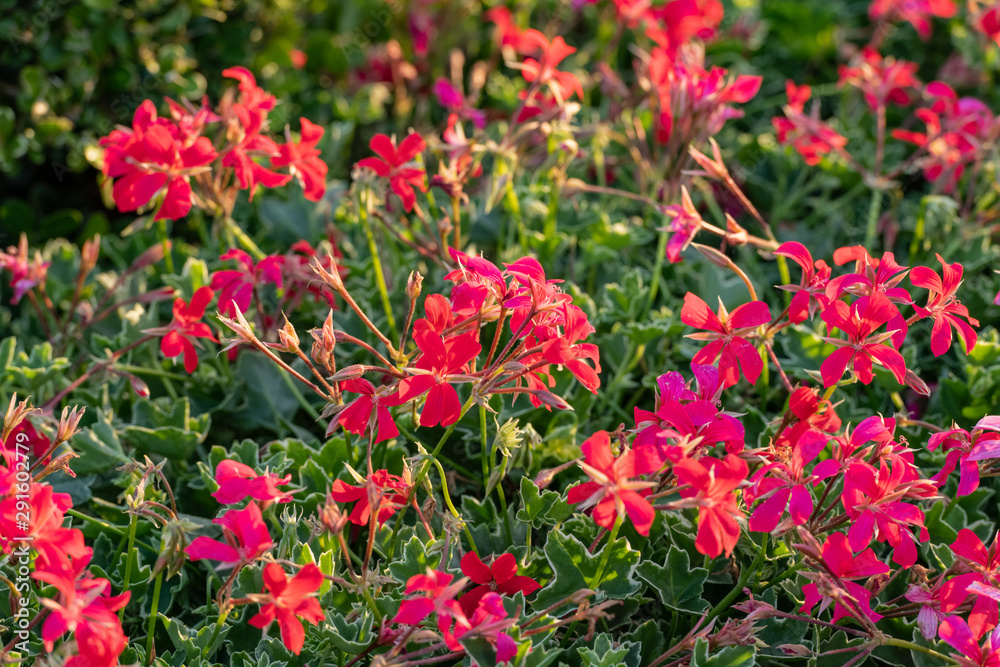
[431,457,479,556]
[359,196,398,341]
[226,219,267,261]
[480,404,490,491]
[67,509,157,552]
[881,637,960,665]
[119,511,139,622]
[864,188,882,250]
[497,479,514,546]
[590,517,622,589]
[157,220,174,274]
[146,572,163,666]
[200,607,229,659]
[705,535,767,624]
[644,226,669,314]
[278,363,321,420]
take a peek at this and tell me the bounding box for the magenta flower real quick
[929,416,1000,497]
[774,241,831,323]
[458,552,541,616]
[392,569,470,650]
[185,502,273,568]
[248,563,325,655]
[327,378,400,444]
[941,529,1000,639]
[747,429,830,533]
[355,132,428,212]
[211,459,293,508]
[681,292,771,387]
[210,249,284,318]
[800,532,889,624]
[911,254,979,357]
[939,616,1000,667]
[820,293,907,387]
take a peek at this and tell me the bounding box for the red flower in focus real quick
[911,254,979,357]
[211,249,284,318]
[772,81,848,166]
[939,616,1000,667]
[392,569,469,650]
[837,48,920,111]
[397,321,481,428]
[800,532,889,624]
[774,386,842,451]
[100,100,217,220]
[747,429,830,534]
[185,502,274,568]
[271,118,328,202]
[774,241,831,323]
[356,132,428,212]
[819,293,907,387]
[671,454,748,557]
[212,459,293,508]
[327,379,400,445]
[842,459,929,567]
[248,563,325,655]
[0,484,87,562]
[330,470,411,527]
[681,292,770,387]
[146,286,218,373]
[929,416,1000,497]
[941,528,1000,638]
[566,431,655,535]
[458,552,541,616]
[868,0,957,39]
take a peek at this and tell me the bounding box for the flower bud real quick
[2,394,36,444]
[329,365,367,382]
[529,390,574,412]
[318,495,350,536]
[55,405,85,445]
[34,451,79,483]
[406,271,423,302]
[130,242,169,273]
[278,315,300,354]
[80,235,101,276]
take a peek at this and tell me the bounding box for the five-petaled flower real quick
[146,286,218,373]
[212,459,294,508]
[185,502,274,568]
[681,292,771,387]
[800,532,890,624]
[248,563,325,655]
[330,470,411,527]
[911,254,979,357]
[271,118,328,202]
[458,552,541,616]
[671,453,749,557]
[355,132,428,211]
[820,293,907,387]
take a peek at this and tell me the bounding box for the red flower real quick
[211,249,284,318]
[672,454,748,557]
[939,616,1000,667]
[330,470,411,526]
[185,502,273,568]
[248,563,325,655]
[868,0,957,39]
[681,292,770,387]
[1,418,52,463]
[774,242,831,323]
[929,416,1000,497]
[837,48,920,111]
[100,100,217,220]
[911,254,979,357]
[397,322,481,428]
[800,532,889,624]
[212,459,293,508]
[941,528,1000,638]
[747,429,829,534]
[271,118,328,202]
[392,569,469,650]
[518,31,583,102]
[458,552,541,616]
[772,81,849,166]
[566,431,655,535]
[146,286,218,373]
[819,293,907,387]
[356,132,428,212]
[326,378,400,445]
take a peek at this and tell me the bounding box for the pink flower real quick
[837,48,920,111]
[772,81,849,166]
[747,429,829,534]
[681,292,770,387]
[518,31,583,102]
[939,616,1000,667]
[396,323,481,428]
[185,502,273,568]
[660,187,703,263]
[566,431,656,535]
[941,529,1000,638]
[271,118,328,201]
[928,416,1000,497]
[248,563,325,655]
[211,459,293,507]
[356,132,428,211]
[868,0,957,39]
[800,532,889,624]
[0,233,50,305]
[392,569,470,650]
[774,242,831,323]
[210,249,284,318]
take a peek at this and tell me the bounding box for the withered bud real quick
[312,256,345,291]
[529,390,574,412]
[278,315,300,354]
[309,311,337,367]
[2,394,36,443]
[55,405,85,445]
[134,286,177,304]
[34,451,80,483]
[725,214,749,246]
[80,234,101,275]
[406,271,423,302]
[218,306,257,343]
[329,365,367,382]
[688,140,729,181]
[154,518,191,579]
[561,177,588,198]
[318,495,350,536]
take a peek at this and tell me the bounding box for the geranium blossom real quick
[458,552,541,616]
[774,242,831,323]
[248,563,325,655]
[800,532,889,624]
[211,249,284,318]
[681,292,770,387]
[271,118,328,201]
[145,286,218,373]
[566,431,655,535]
[330,470,411,527]
[772,81,849,165]
[939,616,1000,666]
[868,0,957,38]
[211,459,293,507]
[326,378,400,444]
[819,293,907,387]
[910,254,979,357]
[941,529,1000,638]
[672,454,748,557]
[185,502,273,568]
[392,569,470,650]
[929,416,1000,497]
[355,132,428,211]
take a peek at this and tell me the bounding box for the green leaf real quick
[159,613,230,661]
[516,477,573,529]
[635,544,710,613]
[577,633,638,667]
[71,409,129,475]
[532,528,640,613]
[5,342,70,390]
[388,536,442,584]
[122,398,209,460]
[691,643,757,667]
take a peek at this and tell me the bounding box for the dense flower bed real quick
[2,1,1000,666]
